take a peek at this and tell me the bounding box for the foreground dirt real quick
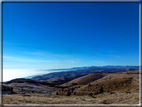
[3,92,139,104]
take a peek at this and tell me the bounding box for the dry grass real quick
[3,92,139,104]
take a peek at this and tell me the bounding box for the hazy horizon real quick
[3,65,139,82]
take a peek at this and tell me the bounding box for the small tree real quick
[56,92,59,95]
[100,87,104,93]
[66,90,71,96]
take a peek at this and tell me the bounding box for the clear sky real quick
[3,3,139,81]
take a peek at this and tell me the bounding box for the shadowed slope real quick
[62,73,108,86]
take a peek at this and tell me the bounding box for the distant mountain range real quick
[72,65,139,69]
[3,65,139,85]
[26,65,139,85]
[43,65,139,71]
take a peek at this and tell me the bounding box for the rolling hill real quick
[77,71,139,93]
[62,73,108,86]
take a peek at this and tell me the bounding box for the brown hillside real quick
[125,70,139,74]
[62,73,108,86]
[77,72,139,93]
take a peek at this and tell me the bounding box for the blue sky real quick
[3,3,139,72]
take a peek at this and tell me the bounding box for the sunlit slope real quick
[62,73,108,86]
[77,71,139,93]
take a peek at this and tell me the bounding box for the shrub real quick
[56,92,59,95]
[73,92,76,95]
[66,91,71,96]
[99,100,110,104]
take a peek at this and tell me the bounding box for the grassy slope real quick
[77,72,139,93]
